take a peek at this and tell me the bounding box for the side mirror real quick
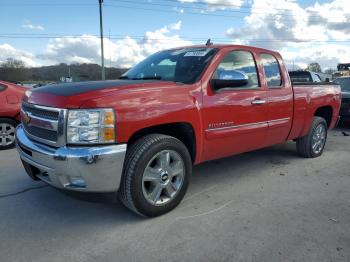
[211,70,249,90]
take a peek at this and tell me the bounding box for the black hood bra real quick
[33,80,163,97]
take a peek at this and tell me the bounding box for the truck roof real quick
[168,44,281,56]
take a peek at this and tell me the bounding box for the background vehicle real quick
[16,45,341,217]
[0,80,28,149]
[334,76,350,120]
[289,70,323,83]
[337,63,350,77]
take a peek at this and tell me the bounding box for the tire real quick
[0,118,17,150]
[296,116,328,158]
[119,134,192,217]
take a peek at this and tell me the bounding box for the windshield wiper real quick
[131,76,162,80]
[119,76,129,79]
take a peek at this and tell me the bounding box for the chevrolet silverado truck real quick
[16,45,341,217]
[0,80,28,149]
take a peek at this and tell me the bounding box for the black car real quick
[334,77,350,119]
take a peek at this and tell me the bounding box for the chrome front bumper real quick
[16,124,127,192]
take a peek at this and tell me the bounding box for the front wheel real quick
[119,134,192,217]
[0,118,17,150]
[296,117,328,158]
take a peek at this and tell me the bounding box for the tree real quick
[306,62,322,73]
[0,58,28,82]
[1,58,26,69]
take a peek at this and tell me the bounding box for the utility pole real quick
[98,0,105,80]
[109,28,111,79]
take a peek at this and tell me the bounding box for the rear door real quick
[259,53,293,145]
[202,49,269,161]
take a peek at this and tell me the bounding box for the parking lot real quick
[1,124,349,262]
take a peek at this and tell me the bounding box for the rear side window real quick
[0,84,7,92]
[260,54,282,87]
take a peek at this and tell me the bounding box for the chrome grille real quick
[21,102,67,147]
[23,125,58,141]
[22,103,59,120]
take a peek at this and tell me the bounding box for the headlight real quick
[67,109,115,144]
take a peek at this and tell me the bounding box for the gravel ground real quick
[0,124,349,262]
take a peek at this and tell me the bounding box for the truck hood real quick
[24,80,178,108]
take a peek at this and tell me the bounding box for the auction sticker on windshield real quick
[184,49,211,57]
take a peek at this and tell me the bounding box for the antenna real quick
[206,39,213,46]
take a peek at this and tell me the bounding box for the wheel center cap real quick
[160,172,169,182]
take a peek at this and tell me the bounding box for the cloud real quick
[225,0,350,69]
[22,21,45,31]
[281,43,350,70]
[204,0,245,10]
[225,0,325,49]
[0,43,39,67]
[169,21,182,30]
[177,0,245,10]
[38,21,191,68]
[307,0,350,36]
[173,6,185,13]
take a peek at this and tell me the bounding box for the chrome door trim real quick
[206,120,267,132]
[206,117,291,132]
[268,117,291,124]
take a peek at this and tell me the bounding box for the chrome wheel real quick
[0,123,16,147]
[142,150,185,206]
[312,124,326,154]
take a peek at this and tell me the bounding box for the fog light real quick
[69,177,86,188]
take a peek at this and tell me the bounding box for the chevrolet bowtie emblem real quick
[22,112,31,125]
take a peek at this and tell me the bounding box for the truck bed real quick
[288,82,341,140]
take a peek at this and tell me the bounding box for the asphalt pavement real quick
[1,124,349,262]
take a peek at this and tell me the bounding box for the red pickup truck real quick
[0,80,28,149]
[16,45,341,217]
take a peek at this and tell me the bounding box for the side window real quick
[260,54,282,88]
[0,84,7,92]
[213,50,259,89]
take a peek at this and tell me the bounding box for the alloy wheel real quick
[142,150,185,206]
[0,123,16,147]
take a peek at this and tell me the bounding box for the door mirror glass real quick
[211,70,249,89]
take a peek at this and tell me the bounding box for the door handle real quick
[251,99,266,105]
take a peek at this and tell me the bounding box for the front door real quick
[201,49,269,162]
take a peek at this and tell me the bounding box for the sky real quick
[0,0,349,70]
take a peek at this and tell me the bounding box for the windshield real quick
[121,47,218,84]
[334,77,350,92]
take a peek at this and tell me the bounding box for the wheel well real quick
[128,122,196,162]
[314,106,333,127]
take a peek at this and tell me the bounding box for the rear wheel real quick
[296,117,327,158]
[119,134,192,217]
[0,118,17,150]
